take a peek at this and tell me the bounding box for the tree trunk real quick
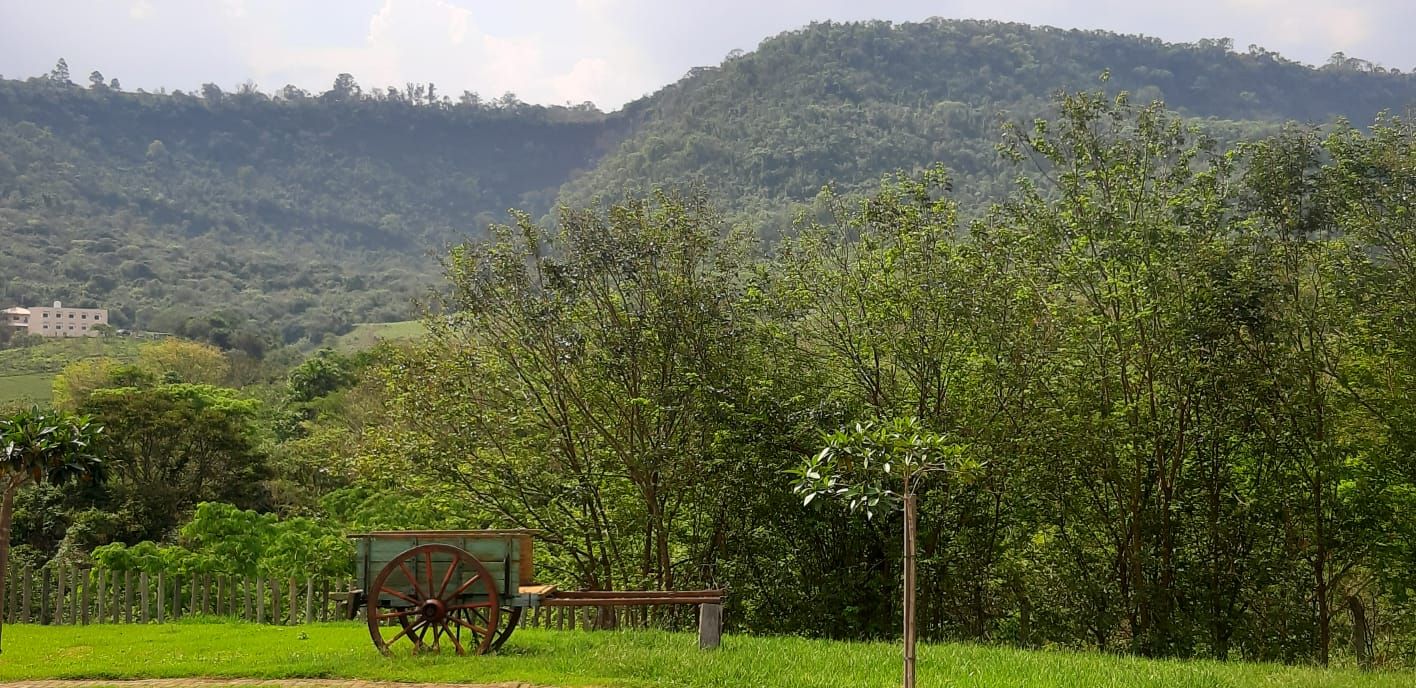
[903,491,917,688]
[1347,595,1372,671]
[0,484,14,653]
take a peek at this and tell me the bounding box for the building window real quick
[81,314,87,319]
[69,313,75,318]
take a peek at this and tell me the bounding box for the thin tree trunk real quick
[903,490,917,688]
[1347,594,1372,671]
[0,485,14,653]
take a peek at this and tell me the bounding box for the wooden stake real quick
[140,572,150,623]
[70,566,80,623]
[698,603,723,650]
[81,569,91,625]
[270,577,280,625]
[95,570,105,624]
[40,566,50,624]
[288,578,298,626]
[124,570,134,624]
[55,561,66,625]
[21,565,33,623]
[156,573,165,624]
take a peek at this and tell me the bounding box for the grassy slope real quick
[333,320,427,352]
[0,336,144,404]
[2,623,1409,687]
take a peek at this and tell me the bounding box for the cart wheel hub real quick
[420,598,448,622]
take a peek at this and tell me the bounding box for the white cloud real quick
[1220,0,1373,52]
[129,0,153,20]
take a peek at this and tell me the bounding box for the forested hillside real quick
[0,74,616,347]
[4,18,1416,344]
[564,19,1416,226]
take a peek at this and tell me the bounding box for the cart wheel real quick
[366,543,501,656]
[489,606,522,651]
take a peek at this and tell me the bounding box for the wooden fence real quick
[2,562,353,625]
[2,562,712,637]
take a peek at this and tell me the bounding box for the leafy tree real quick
[377,191,766,601]
[136,339,230,384]
[0,407,102,652]
[285,348,356,403]
[48,58,69,84]
[794,418,974,688]
[51,357,120,409]
[81,384,267,539]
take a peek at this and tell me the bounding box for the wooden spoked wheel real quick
[489,606,522,651]
[366,543,501,656]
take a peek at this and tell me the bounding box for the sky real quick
[1,0,1414,111]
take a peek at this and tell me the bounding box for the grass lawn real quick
[334,320,427,352]
[1,622,1410,687]
[0,371,55,404]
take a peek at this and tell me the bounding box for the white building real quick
[3,307,30,336]
[5,301,109,337]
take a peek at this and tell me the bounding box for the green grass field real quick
[0,371,55,404]
[1,622,1408,687]
[0,336,145,405]
[334,320,427,352]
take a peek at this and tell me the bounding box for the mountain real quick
[0,80,618,347]
[561,19,1416,230]
[3,18,1415,347]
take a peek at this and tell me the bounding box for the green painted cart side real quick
[350,530,536,604]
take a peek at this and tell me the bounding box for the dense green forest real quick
[4,19,1416,345]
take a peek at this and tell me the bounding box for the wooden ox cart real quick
[349,530,724,655]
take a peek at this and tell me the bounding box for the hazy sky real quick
[2,0,1414,110]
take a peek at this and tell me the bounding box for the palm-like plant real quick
[0,407,103,653]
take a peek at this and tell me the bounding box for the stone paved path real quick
[0,681,537,688]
